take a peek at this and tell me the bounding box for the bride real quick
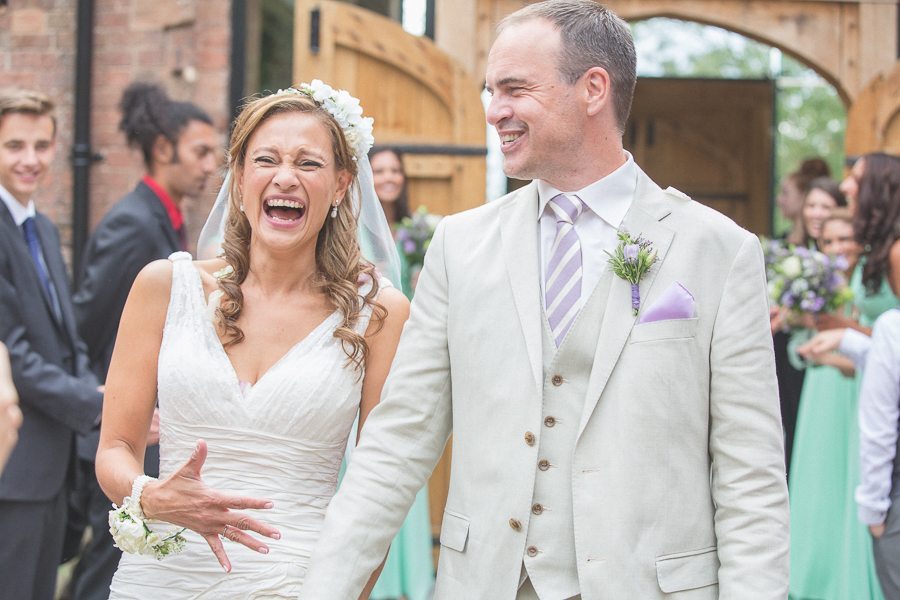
[95,83,408,598]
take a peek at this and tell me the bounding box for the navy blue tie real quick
[21,217,62,321]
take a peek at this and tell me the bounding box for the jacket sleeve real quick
[708,233,790,597]
[74,210,158,375]
[300,220,455,599]
[0,267,102,434]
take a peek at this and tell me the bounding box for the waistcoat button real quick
[509,518,522,531]
[544,416,556,427]
[526,545,539,557]
[538,459,551,471]
[531,503,544,515]
[551,374,564,386]
[524,431,536,446]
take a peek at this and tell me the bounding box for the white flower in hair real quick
[275,80,375,161]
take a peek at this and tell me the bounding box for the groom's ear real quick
[583,66,611,118]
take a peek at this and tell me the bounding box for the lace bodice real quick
[109,252,382,599]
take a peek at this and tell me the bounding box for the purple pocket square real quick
[638,282,696,324]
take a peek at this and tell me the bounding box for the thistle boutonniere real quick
[606,231,658,316]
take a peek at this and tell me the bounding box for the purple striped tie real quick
[545,194,585,346]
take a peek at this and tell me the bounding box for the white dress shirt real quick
[538,152,636,311]
[0,183,36,226]
[841,310,900,525]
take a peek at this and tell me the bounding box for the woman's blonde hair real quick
[216,92,384,371]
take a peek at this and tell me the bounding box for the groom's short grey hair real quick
[498,0,637,134]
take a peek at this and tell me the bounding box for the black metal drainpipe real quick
[229,0,247,126]
[425,0,435,40]
[71,0,98,284]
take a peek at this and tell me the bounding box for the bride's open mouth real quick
[263,196,307,224]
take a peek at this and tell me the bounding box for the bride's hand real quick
[139,439,281,573]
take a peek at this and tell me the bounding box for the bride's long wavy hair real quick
[216,92,384,372]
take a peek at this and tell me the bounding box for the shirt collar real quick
[537,151,636,229]
[0,183,36,226]
[142,174,183,231]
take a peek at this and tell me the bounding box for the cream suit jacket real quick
[301,168,790,599]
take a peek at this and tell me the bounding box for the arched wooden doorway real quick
[466,0,897,104]
[293,1,486,217]
[846,62,900,157]
[443,0,899,157]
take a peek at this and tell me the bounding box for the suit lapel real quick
[577,168,675,438]
[0,204,67,332]
[35,216,78,344]
[138,181,181,252]
[499,184,543,393]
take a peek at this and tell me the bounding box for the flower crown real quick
[275,80,375,162]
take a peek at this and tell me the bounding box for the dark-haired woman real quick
[790,161,899,599]
[774,158,831,475]
[371,147,414,296]
[67,81,218,599]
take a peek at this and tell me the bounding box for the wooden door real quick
[846,61,900,157]
[293,0,486,560]
[627,78,775,235]
[293,1,486,216]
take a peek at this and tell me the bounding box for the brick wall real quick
[0,0,231,267]
[0,2,78,243]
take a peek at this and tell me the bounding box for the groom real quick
[301,1,789,598]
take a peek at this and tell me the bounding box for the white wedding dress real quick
[109,252,379,599]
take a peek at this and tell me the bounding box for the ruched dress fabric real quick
[108,252,377,599]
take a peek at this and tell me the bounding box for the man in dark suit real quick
[0,88,104,600]
[67,82,218,600]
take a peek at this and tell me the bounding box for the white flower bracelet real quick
[108,475,187,560]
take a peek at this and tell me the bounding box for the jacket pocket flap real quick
[439,510,470,552]
[656,546,719,593]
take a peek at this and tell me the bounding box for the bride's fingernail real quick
[270,532,281,540]
[264,501,274,509]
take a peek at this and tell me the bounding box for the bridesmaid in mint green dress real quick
[789,200,898,596]
[367,147,435,600]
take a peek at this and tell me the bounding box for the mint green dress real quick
[789,265,898,599]
[368,246,435,600]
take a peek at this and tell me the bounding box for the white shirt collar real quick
[0,183,36,226]
[536,151,636,229]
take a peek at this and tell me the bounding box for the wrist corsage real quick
[108,475,187,560]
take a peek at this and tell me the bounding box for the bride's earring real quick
[239,203,245,213]
[331,203,338,218]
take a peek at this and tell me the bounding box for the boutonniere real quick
[606,231,658,316]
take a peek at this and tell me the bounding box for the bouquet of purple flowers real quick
[761,238,853,315]
[394,206,441,269]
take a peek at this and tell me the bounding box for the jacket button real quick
[526,545,539,557]
[551,374,564,386]
[544,416,556,427]
[524,431,535,446]
[509,518,522,531]
[531,503,544,515]
[538,459,550,471]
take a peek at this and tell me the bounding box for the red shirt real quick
[141,174,183,232]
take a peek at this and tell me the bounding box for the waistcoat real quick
[523,279,608,599]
